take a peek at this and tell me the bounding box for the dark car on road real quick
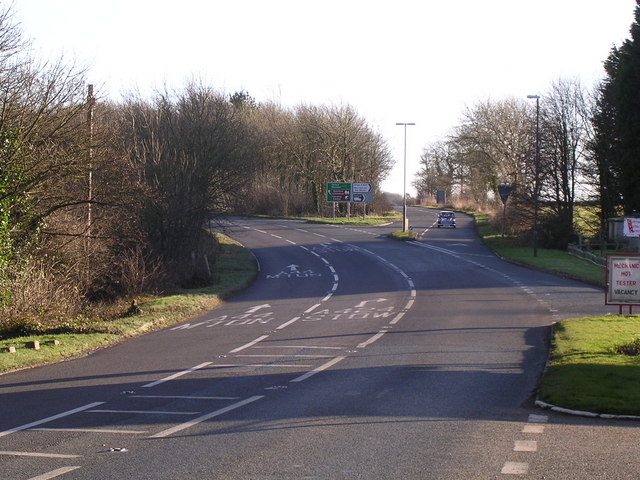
[437,210,456,228]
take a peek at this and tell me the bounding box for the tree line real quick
[414,1,640,250]
[0,6,393,333]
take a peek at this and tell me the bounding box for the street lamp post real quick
[527,94,540,257]
[396,122,415,232]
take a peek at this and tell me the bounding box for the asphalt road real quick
[0,207,637,479]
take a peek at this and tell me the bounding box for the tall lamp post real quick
[527,94,540,257]
[396,122,415,232]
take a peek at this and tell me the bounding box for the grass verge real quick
[0,233,257,374]
[469,209,640,415]
[538,316,640,415]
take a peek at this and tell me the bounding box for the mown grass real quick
[538,316,640,415]
[468,209,640,415]
[0,233,257,374]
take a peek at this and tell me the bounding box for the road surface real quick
[0,207,636,479]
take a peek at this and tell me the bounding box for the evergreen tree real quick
[606,1,640,214]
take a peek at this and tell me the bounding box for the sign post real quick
[606,253,640,314]
[497,183,513,238]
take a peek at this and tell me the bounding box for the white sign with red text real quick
[606,254,640,305]
[623,217,640,237]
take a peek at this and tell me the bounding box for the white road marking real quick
[235,354,332,358]
[522,424,545,433]
[128,395,240,400]
[277,316,300,329]
[0,451,80,458]
[357,331,386,349]
[32,427,148,434]
[87,409,200,415]
[141,362,212,388]
[246,304,271,313]
[28,466,82,480]
[528,414,548,423]
[290,356,346,383]
[207,363,314,368]
[149,395,264,438]
[0,402,105,438]
[514,440,537,452]
[253,345,344,350]
[501,462,529,474]
[304,304,321,314]
[229,335,270,353]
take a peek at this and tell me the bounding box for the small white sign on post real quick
[606,254,640,307]
[623,218,640,237]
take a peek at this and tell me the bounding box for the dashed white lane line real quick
[149,395,264,438]
[0,451,80,459]
[229,335,270,353]
[528,414,549,423]
[357,331,387,349]
[522,424,545,434]
[128,395,239,400]
[141,362,213,388]
[501,414,549,475]
[514,440,538,452]
[32,427,148,434]
[0,402,105,438]
[28,466,82,480]
[87,409,201,415]
[501,462,529,475]
[277,316,300,330]
[290,356,347,383]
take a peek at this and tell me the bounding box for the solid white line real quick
[229,335,270,353]
[290,356,346,383]
[277,317,300,329]
[129,395,240,400]
[141,362,212,388]
[0,451,80,459]
[28,466,82,480]
[32,427,148,434]
[87,409,200,415]
[149,395,264,438]
[0,402,105,438]
[357,331,386,349]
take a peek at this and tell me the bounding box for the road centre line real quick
[149,395,264,438]
[128,395,240,400]
[290,356,347,383]
[141,362,212,388]
[277,316,300,329]
[32,427,148,434]
[0,451,81,459]
[0,402,105,438]
[229,335,270,353]
[28,466,82,480]
[253,345,344,350]
[235,354,333,358]
[304,304,321,314]
[357,331,387,349]
[87,409,201,415]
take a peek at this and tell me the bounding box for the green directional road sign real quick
[326,182,352,202]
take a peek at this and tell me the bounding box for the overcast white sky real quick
[13,0,638,195]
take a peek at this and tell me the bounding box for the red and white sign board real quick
[623,217,640,237]
[606,254,640,306]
